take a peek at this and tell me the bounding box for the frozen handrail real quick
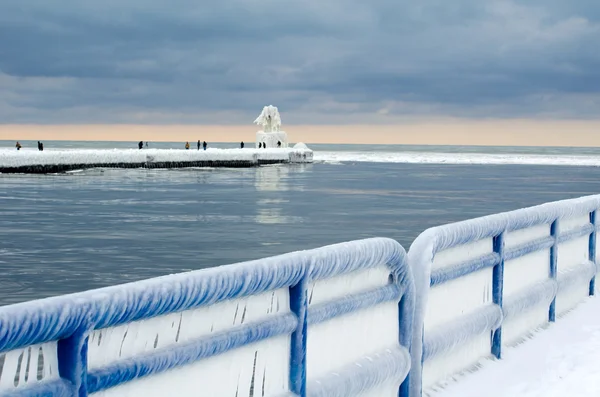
[0,237,414,397]
[407,194,600,396]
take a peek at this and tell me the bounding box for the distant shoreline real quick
[2,120,600,147]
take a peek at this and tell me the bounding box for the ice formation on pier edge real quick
[255,105,289,149]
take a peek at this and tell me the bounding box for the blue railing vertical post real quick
[397,281,414,397]
[549,219,559,322]
[589,211,597,296]
[491,232,505,359]
[57,322,90,397]
[289,276,308,397]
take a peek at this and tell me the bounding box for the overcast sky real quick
[1,1,598,124]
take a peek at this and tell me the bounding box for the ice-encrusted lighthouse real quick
[254,105,289,149]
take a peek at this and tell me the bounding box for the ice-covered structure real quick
[254,105,289,149]
[0,195,599,397]
[407,194,600,396]
[0,146,313,174]
[0,238,414,397]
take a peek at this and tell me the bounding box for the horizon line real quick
[2,120,600,147]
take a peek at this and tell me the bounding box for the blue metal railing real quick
[408,194,600,397]
[0,238,414,397]
[2,195,600,397]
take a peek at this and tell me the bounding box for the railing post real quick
[491,232,504,359]
[57,322,90,397]
[289,276,308,397]
[549,219,559,322]
[589,211,597,296]
[398,290,413,397]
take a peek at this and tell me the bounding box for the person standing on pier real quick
[40,142,44,151]
[241,141,244,148]
[197,140,201,150]
[15,142,21,150]
[203,141,207,150]
[185,142,190,150]
[138,141,143,150]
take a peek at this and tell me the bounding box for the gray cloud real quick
[0,0,599,124]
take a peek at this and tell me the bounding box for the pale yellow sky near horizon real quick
[1,119,600,147]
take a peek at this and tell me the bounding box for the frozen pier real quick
[1,105,314,174]
[0,147,313,174]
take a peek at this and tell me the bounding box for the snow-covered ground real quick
[435,296,600,397]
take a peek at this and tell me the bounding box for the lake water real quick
[1,141,600,306]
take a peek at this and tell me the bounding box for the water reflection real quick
[254,165,290,192]
[255,199,303,224]
[253,166,307,224]
[2,161,600,306]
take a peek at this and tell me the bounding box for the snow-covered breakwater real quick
[0,147,314,173]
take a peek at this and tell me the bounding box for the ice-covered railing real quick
[0,238,414,397]
[407,194,600,396]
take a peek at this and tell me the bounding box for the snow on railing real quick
[407,194,600,396]
[3,195,600,397]
[0,238,414,397]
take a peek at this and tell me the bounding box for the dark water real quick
[1,159,600,306]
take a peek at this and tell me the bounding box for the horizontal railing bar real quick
[307,239,408,282]
[87,313,298,393]
[0,238,406,353]
[557,224,594,244]
[432,224,596,285]
[499,262,596,323]
[430,253,500,286]
[557,261,597,292]
[502,279,557,322]
[433,221,597,261]
[422,197,600,254]
[498,261,598,330]
[422,304,502,361]
[504,236,554,261]
[306,346,410,397]
[307,284,403,326]
[425,263,598,358]
[0,267,303,354]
